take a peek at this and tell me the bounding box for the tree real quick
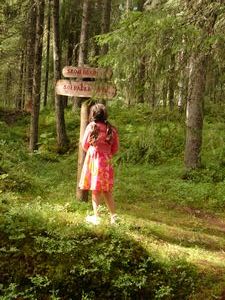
[76,0,92,202]
[25,0,37,111]
[100,0,112,55]
[52,0,69,152]
[184,1,220,169]
[43,0,51,107]
[29,0,45,152]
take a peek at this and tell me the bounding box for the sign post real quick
[56,66,116,201]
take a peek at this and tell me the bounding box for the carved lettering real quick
[62,66,112,79]
[56,80,116,99]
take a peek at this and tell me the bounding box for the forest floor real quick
[1,105,225,299]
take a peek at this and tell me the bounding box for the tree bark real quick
[78,0,90,67]
[18,50,25,110]
[52,0,69,152]
[76,103,90,201]
[100,0,112,56]
[73,0,91,111]
[29,0,45,152]
[76,0,91,201]
[168,54,175,111]
[178,38,187,112]
[43,0,51,107]
[136,0,145,103]
[126,0,132,13]
[137,0,145,11]
[184,1,218,169]
[25,1,36,109]
[184,54,207,169]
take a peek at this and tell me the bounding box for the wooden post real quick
[76,101,89,201]
[55,66,116,201]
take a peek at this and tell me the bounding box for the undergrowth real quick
[0,102,225,299]
[0,199,198,299]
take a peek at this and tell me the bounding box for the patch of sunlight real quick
[121,215,225,271]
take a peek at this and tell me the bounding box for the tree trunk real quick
[64,13,76,108]
[184,1,217,169]
[25,1,36,109]
[168,54,175,111]
[78,0,90,67]
[43,0,51,107]
[29,0,45,152]
[136,0,145,103]
[151,80,156,108]
[100,0,112,56]
[76,103,90,202]
[18,50,24,110]
[137,0,145,11]
[162,79,167,108]
[184,54,207,169]
[52,0,69,152]
[177,38,187,112]
[126,0,132,12]
[73,0,91,111]
[76,0,91,201]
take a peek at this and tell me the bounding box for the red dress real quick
[79,121,119,192]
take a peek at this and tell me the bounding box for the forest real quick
[1,0,225,299]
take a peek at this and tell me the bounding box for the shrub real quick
[117,122,184,165]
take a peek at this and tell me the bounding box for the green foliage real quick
[181,164,225,184]
[96,8,198,104]
[0,199,198,299]
[0,103,225,298]
[109,104,184,164]
[118,121,184,164]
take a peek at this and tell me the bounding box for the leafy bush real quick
[117,122,184,165]
[181,164,225,183]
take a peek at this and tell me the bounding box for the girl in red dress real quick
[79,103,119,225]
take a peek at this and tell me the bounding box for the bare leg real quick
[103,191,116,216]
[92,191,102,217]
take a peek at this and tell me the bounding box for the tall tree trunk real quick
[76,103,90,201]
[25,1,37,109]
[137,0,145,11]
[78,0,90,67]
[4,71,12,107]
[168,54,175,111]
[178,38,187,112]
[99,0,112,105]
[92,0,102,59]
[18,50,24,110]
[43,0,51,107]
[52,0,69,152]
[151,80,156,108]
[184,54,207,169]
[73,0,91,111]
[162,79,168,108]
[126,0,132,12]
[67,15,76,66]
[63,13,76,108]
[29,0,45,152]
[184,3,218,169]
[76,0,91,202]
[100,0,111,56]
[136,1,145,103]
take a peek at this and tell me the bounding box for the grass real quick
[1,103,225,299]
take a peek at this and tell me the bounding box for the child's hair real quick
[89,103,113,145]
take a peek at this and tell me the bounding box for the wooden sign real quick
[56,79,116,99]
[62,66,112,79]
